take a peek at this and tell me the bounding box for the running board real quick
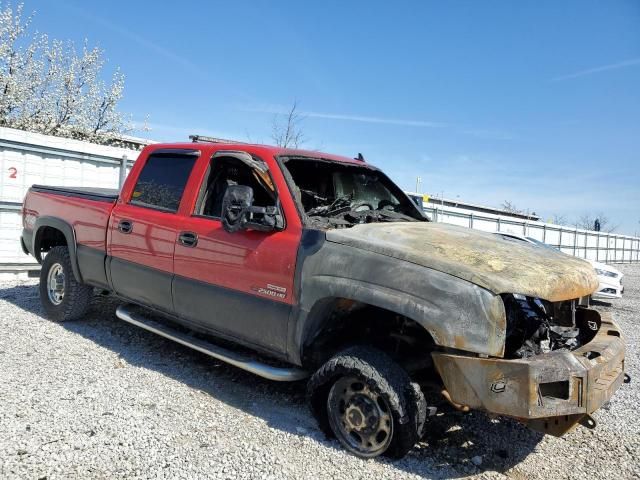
[115,304,309,382]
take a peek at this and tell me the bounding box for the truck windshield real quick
[282,158,426,229]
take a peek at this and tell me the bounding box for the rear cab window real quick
[130,150,199,212]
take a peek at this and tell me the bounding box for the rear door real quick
[108,148,199,313]
[172,151,301,354]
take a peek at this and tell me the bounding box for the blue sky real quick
[27,0,640,234]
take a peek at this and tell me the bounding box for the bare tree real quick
[0,3,132,144]
[551,214,569,226]
[501,200,523,214]
[576,213,618,233]
[271,100,305,148]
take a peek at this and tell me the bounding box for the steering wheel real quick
[378,199,395,210]
[352,202,375,212]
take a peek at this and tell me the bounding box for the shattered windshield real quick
[282,158,426,229]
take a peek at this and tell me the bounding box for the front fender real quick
[291,239,506,364]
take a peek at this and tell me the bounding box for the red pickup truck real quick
[21,140,628,459]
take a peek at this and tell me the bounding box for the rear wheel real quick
[307,346,425,459]
[39,246,93,322]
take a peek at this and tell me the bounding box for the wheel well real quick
[301,299,436,372]
[36,226,68,254]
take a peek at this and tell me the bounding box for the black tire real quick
[409,381,428,439]
[307,346,425,459]
[39,246,93,322]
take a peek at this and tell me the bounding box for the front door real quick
[172,153,300,354]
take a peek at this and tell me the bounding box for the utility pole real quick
[415,176,422,193]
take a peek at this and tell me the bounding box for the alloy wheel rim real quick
[47,263,65,305]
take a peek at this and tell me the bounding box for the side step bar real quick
[115,304,309,382]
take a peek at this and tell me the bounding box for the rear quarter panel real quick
[24,190,114,251]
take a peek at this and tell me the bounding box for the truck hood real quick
[326,222,598,302]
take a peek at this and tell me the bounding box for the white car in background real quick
[493,232,624,301]
[586,259,624,300]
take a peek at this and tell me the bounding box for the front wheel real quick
[39,246,93,322]
[307,346,425,459]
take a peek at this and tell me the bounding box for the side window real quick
[130,152,197,212]
[196,156,276,218]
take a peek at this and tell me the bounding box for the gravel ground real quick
[1,265,638,479]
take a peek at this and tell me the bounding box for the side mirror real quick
[221,185,253,233]
[221,185,282,233]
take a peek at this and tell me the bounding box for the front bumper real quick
[592,280,624,300]
[592,290,622,300]
[432,311,625,436]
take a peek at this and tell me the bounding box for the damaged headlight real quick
[502,294,597,359]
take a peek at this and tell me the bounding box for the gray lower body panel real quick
[109,256,174,313]
[172,275,291,354]
[77,245,109,289]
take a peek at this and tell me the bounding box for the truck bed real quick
[23,185,118,259]
[30,185,119,202]
[22,185,120,289]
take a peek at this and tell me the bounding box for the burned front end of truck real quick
[302,217,629,438]
[433,293,627,435]
[279,153,627,440]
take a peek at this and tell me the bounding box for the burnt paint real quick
[326,222,599,302]
[432,312,626,434]
[289,238,507,364]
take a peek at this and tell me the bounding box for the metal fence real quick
[425,204,640,264]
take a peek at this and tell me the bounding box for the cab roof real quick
[146,142,366,166]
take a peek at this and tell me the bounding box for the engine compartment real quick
[502,294,601,359]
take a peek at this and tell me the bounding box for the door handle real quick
[118,220,133,234]
[178,231,198,247]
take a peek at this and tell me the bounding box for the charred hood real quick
[326,222,598,302]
